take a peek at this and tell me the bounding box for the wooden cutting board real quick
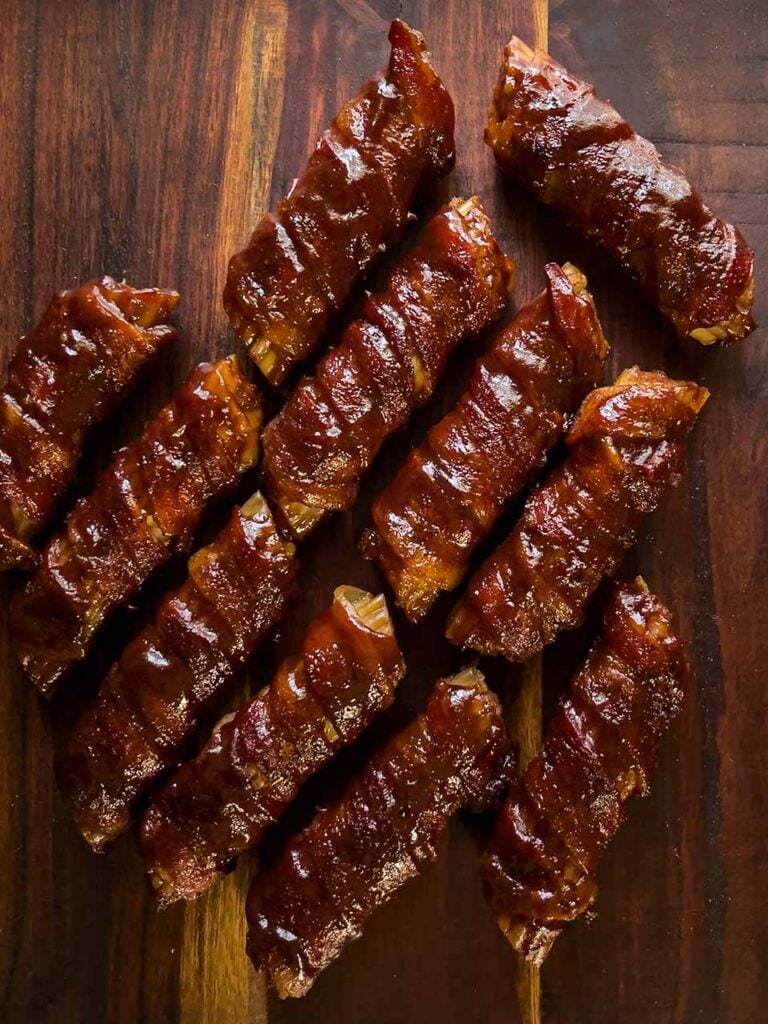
[1,1,766,1022]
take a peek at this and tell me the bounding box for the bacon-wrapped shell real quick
[12,356,262,696]
[262,196,514,540]
[140,587,404,905]
[447,368,708,661]
[224,20,455,385]
[0,277,178,570]
[246,668,510,998]
[362,262,608,621]
[56,493,298,851]
[482,578,687,965]
[486,38,755,344]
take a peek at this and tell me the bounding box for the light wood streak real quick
[533,0,548,50]
[178,4,287,1022]
[214,0,288,314]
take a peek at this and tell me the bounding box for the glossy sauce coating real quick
[140,587,405,905]
[12,356,262,696]
[262,196,514,540]
[0,277,177,570]
[482,578,687,964]
[57,494,298,851]
[486,38,755,343]
[362,262,608,621]
[224,19,455,384]
[447,367,708,661]
[246,668,511,998]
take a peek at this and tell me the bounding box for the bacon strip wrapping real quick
[262,196,514,540]
[140,587,405,905]
[0,277,178,570]
[56,493,298,852]
[362,262,608,621]
[246,668,510,999]
[12,356,262,696]
[482,578,687,965]
[447,367,708,661]
[224,19,455,385]
[486,38,755,344]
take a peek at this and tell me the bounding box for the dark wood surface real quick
[1,2,765,1022]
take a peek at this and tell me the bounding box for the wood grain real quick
[0,2,765,1023]
[539,4,768,1022]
